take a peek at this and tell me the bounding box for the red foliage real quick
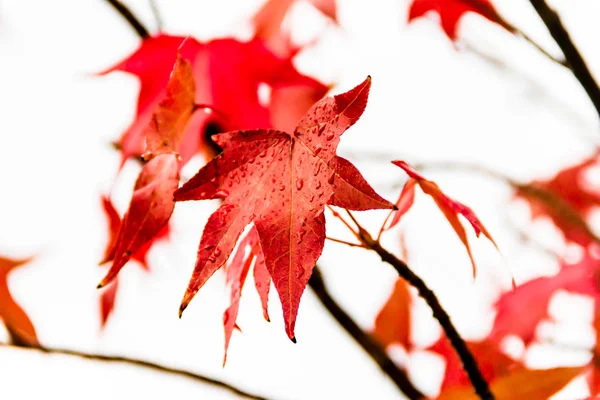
[392,160,498,277]
[516,157,600,247]
[407,0,511,40]
[102,35,329,166]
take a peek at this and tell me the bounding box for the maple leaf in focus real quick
[490,252,598,346]
[429,335,519,392]
[435,365,584,400]
[98,54,197,288]
[102,35,328,166]
[252,0,338,56]
[372,277,412,351]
[0,256,38,347]
[407,0,511,41]
[98,196,169,326]
[175,77,394,339]
[515,157,600,247]
[392,160,497,277]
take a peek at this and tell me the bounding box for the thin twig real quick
[325,237,364,248]
[0,342,268,400]
[149,0,164,31]
[308,267,425,400]
[529,0,600,120]
[104,0,150,39]
[353,228,494,400]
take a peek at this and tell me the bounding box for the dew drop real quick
[214,247,222,257]
[317,125,326,137]
[204,245,215,251]
[208,255,217,263]
[328,173,335,184]
[296,179,304,190]
[279,184,286,191]
[313,163,322,176]
[325,132,334,141]
[314,146,322,155]
[215,189,229,198]
[316,181,322,189]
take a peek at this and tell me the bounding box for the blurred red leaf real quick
[429,336,519,391]
[408,0,511,41]
[174,77,393,340]
[516,157,600,247]
[393,160,497,277]
[102,34,328,166]
[252,0,337,56]
[490,252,598,346]
[436,365,583,400]
[372,278,412,351]
[0,256,38,347]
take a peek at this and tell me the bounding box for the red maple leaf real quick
[372,277,412,351]
[98,54,197,288]
[174,77,394,340]
[429,335,519,392]
[252,0,338,56]
[407,0,511,41]
[392,160,497,277]
[102,35,328,166]
[515,157,600,247]
[0,256,38,347]
[490,252,598,346]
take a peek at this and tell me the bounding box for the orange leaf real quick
[436,366,584,400]
[0,256,38,346]
[372,278,412,350]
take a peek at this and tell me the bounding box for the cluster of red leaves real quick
[407,0,512,41]
[97,0,335,327]
[373,162,598,398]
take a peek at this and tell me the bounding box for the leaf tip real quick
[290,336,297,344]
[179,303,188,318]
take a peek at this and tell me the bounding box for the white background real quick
[0,0,599,398]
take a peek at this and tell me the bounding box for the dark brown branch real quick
[308,266,426,400]
[0,342,268,400]
[529,0,600,119]
[354,230,494,400]
[104,0,150,39]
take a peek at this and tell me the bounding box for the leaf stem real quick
[325,237,365,248]
[308,267,426,400]
[346,223,494,400]
[0,342,268,399]
[104,0,150,39]
[528,0,600,120]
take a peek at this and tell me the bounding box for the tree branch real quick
[104,0,150,39]
[354,230,494,400]
[0,342,268,400]
[529,0,600,120]
[308,266,426,400]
